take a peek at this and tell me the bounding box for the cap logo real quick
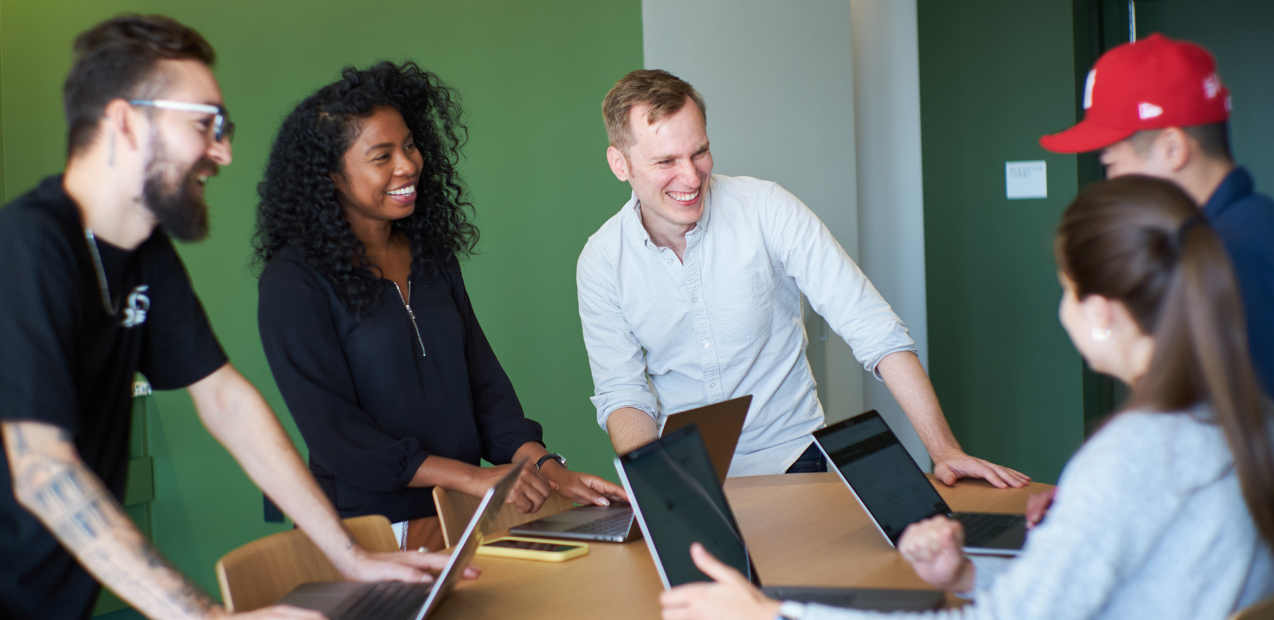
[1083,69,1096,110]
[1138,102,1164,120]
[1204,74,1221,99]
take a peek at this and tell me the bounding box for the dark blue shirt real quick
[1203,167,1274,394]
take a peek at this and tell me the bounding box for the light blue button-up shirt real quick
[577,175,916,475]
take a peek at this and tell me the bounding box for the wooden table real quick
[435,473,1052,619]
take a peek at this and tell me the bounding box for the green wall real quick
[1137,0,1274,186]
[917,0,1086,484]
[0,0,642,602]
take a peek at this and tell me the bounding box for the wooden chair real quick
[432,486,573,548]
[1231,595,1274,620]
[214,515,399,613]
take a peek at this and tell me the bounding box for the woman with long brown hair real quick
[658,176,1274,620]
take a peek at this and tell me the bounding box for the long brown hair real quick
[1055,175,1274,546]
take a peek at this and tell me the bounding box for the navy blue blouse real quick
[258,247,543,522]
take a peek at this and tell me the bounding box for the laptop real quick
[510,395,752,543]
[276,461,525,620]
[616,424,945,612]
[813,410,1027,556]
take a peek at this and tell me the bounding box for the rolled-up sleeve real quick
[577,244,658,430]
[258,258,427,493]
[758,183,916,378]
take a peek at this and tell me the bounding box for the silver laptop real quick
[276,461,525,619]
[813,411,1027,556]
[510,395,751,543]
[616,424,945,611]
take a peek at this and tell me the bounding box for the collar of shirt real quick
[1202,167,1255,220]
[624,177,717,251]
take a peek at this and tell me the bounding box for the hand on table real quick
[212,605,328,619]
[470,461,555,514]
[341,545,481,583]
[660,543,781,620]
[540,463,629,506]
[1026,487,1057,529]
[898,516,975,592]
[932,450,1030,489]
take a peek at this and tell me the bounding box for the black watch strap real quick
[535,453,567,470]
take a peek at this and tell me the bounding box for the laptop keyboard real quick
[955,512,1022,544]
[563,510,633,537]
[330,582,432,620]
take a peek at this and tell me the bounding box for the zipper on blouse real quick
[393,281,426,357]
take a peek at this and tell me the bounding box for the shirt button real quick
[709,382,716,388]
[692,297,698,303]
[667,259,673,264]
[703,341,711,349]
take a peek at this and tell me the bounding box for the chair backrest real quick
[432,486,573,548]
[215,514,399,613]
[1231,595,1274,620]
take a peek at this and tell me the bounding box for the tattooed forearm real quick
[139,544,217,613]
[11,425,29,455]
[172,573,217,614]
[2,421,220,620]
[20,461,112,545]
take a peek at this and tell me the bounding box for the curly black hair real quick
[254,61,478,319]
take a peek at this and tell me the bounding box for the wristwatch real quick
[777,601,807,620]
[535,453,567,470]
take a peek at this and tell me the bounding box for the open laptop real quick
[616,424,944,611]
[813,411,1027,556]
[510,395,751,543]
[276,461,525,620]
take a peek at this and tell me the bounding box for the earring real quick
[1091,327,1111,342]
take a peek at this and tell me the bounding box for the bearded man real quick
[0,14,461,620]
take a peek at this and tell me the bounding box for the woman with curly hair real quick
[254,62,624,552]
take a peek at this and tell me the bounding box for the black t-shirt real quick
[0,176,227,620]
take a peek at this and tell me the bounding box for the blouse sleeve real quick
[258,256,428,493]
[799,415,1207,620]
[444,254,544,465]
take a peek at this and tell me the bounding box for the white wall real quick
[642,0,864,424]
[851,0,929,467]
[641,0,928,467]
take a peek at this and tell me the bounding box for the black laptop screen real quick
[619,425,753,587]
[815,412,949,544]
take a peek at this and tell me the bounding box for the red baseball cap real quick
[1039,33,1231,153]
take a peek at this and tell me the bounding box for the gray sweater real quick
[800,408,1274,620]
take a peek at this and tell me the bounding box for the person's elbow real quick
[187,363,244,420]
[322,448,427,494]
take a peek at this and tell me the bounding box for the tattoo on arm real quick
[11,425,29,455]
[3,421,218,619]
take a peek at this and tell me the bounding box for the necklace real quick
[83,228,120,315]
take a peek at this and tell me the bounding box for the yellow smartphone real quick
[476,536,589,562]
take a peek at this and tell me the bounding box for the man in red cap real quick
[1028,33,1274,531]
[1040,33,1274,397]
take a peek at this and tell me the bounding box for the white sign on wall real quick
[1006,160,1047,199]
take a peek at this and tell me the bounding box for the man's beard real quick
[142,135,214,242]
